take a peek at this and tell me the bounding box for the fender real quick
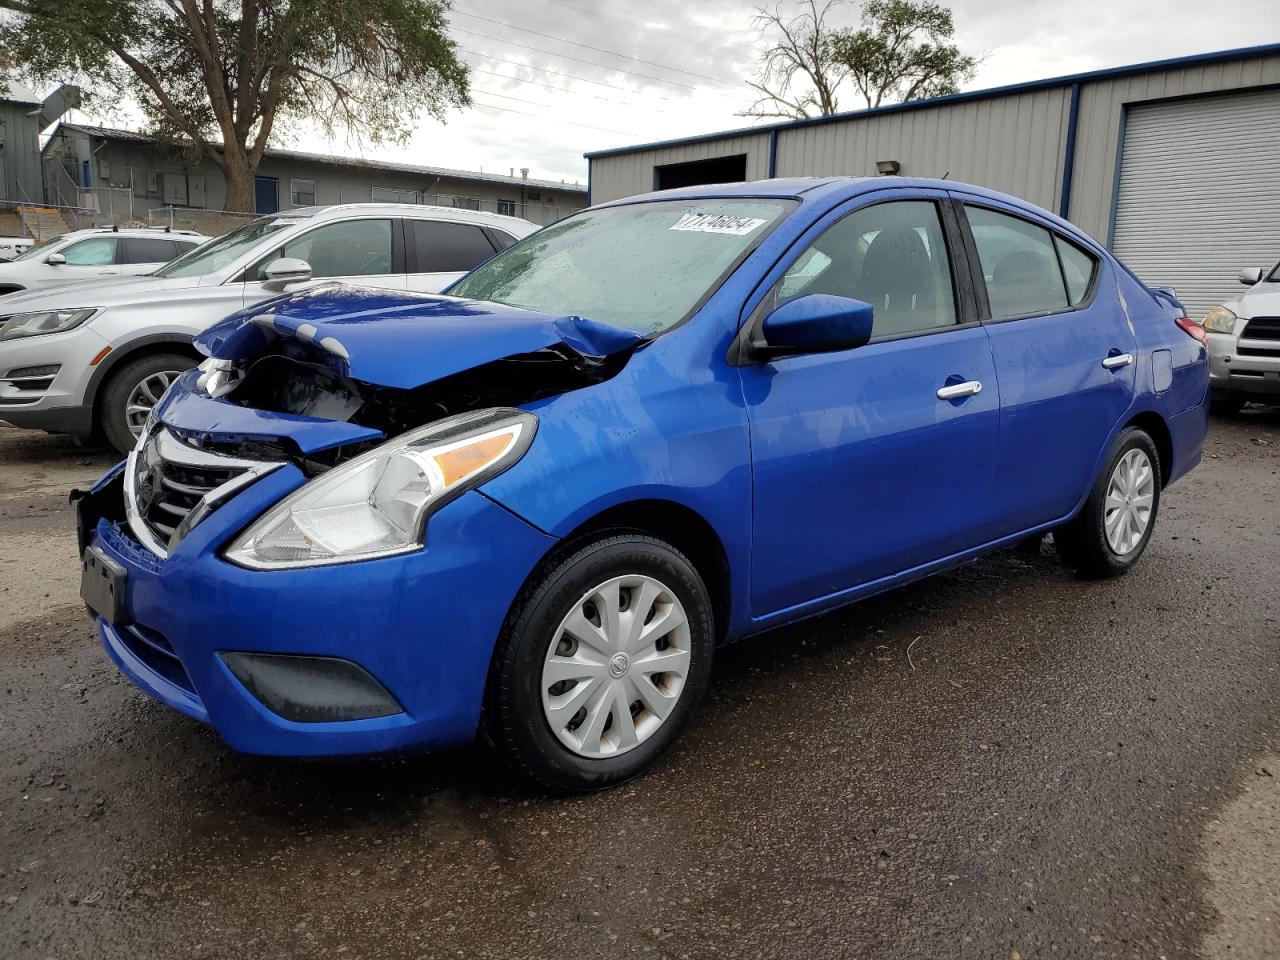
[83,332,200,409]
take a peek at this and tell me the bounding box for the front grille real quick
[1242,317,1280,341]
[127,427,281,556]
[1237,345,1280,358]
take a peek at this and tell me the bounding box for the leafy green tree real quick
[742,0,978,120]
[0,0,470,211]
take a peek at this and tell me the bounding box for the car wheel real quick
[1053,427,1161,579]
[484,532,714,792]
[100,353,193,455]
[1210,391,1246,416]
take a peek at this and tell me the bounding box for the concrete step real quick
[18,206,71,243]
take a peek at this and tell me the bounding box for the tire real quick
[483,532,715,793]
[99,352,194,455]
[1053,427,1161,579]
[1210,391,1246,416]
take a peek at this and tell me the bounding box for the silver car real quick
[0,228,208,295]
[1204,264,1280,412]
[0,203,536,452]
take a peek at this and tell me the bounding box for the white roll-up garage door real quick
[1112,88,1280,322]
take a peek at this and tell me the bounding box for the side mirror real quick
[1239,267,1264,286]
[757,294,874,359]
[262,257,312,290]
[44,253,66,266]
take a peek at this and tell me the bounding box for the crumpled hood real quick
[0,273,204,312]
[194,283,644,390]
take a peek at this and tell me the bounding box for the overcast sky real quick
[77,0,1280,185]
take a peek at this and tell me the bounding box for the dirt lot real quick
[1,411,1278,959]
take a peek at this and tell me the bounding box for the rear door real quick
[403,218,501,292]
[740,190,1001,616]
[954,195,1137,533]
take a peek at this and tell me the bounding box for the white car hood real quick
[0,274,206,313]
[1236,285,1280,318]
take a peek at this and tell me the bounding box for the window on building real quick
[372,186,418,204]
[290,179,316,206]
[276,218,393,278]
[122,238,178,264]
[444,195,481,211]
[496,199,518,217]
[409,219,497,273]
[966,206,1071,320]
[60,237,119,266]
[771,200,957,339]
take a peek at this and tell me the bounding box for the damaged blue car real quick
[75,178,1209,791]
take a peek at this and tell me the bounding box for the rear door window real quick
[1054,235,1098,305]
[966,206,1070,320]
[410,220,497,273]
[122,238,178,264]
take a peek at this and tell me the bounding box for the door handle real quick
[1102,353,1134,369]
[937,380,983,400]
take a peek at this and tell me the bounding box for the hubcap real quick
[541,574,692,759]
[1104,448,1155,556]
[125,370,182,438]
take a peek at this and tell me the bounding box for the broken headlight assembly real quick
[225,408,536,570]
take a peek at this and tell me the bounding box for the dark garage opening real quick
[654,154,748,191]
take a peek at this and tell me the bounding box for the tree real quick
[0,0,471,212]
[742,0,978,121]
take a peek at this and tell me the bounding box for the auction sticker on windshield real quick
[670,212,768,236]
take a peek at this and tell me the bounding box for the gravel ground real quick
[1,409,1278,960]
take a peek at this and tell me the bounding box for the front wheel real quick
[1053,427,1161,578]
[99,353,193,454]
[484,533,715,792]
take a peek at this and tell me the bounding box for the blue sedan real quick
[74,177,1210,791]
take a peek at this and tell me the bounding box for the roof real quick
[51,123,587,194]
[586,41,1280,160]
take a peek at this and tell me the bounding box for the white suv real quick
[0,204,536,452]
[0,227,208,295]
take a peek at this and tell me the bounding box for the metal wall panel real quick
[773,87,1071,211]
[1068,53,1280,240]
[1112,88,1280,320]
[588,132,772,203]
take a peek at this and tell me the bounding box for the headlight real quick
[1203,306,1237,335]
[0,308,97,341]
[225,408,536,570]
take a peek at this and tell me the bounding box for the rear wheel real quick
[484,533,714,792]
[1054,427,1161,578]
[99,352,193,454]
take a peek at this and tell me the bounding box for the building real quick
[586,43,1280,320]
[39,122,587,229]
[0,84,78,236]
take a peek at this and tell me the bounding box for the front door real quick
[240,217,406,305]
[956,197,1137,533]
[254,176,279,214]
[741,193,1001,617]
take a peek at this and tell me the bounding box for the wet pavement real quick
[1,411,1278,959]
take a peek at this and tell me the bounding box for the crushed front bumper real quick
[78,461,557,757]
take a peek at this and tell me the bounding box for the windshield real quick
[448,198,795,332]
[10,240,54,261]
[154,216,304,278]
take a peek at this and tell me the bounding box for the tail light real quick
[1175,315,1207,346]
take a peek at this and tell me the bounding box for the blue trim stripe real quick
[768,129,778,178]
[584,41,1280,161]
[1106,105,1130,250]
[1059,82,1082,219]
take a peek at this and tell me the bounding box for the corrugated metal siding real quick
[774,86,1071,211]
[1067,53,1280,239]
[589,132,771,203]
[0,102,43,201]
[1112,89,1280,320]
